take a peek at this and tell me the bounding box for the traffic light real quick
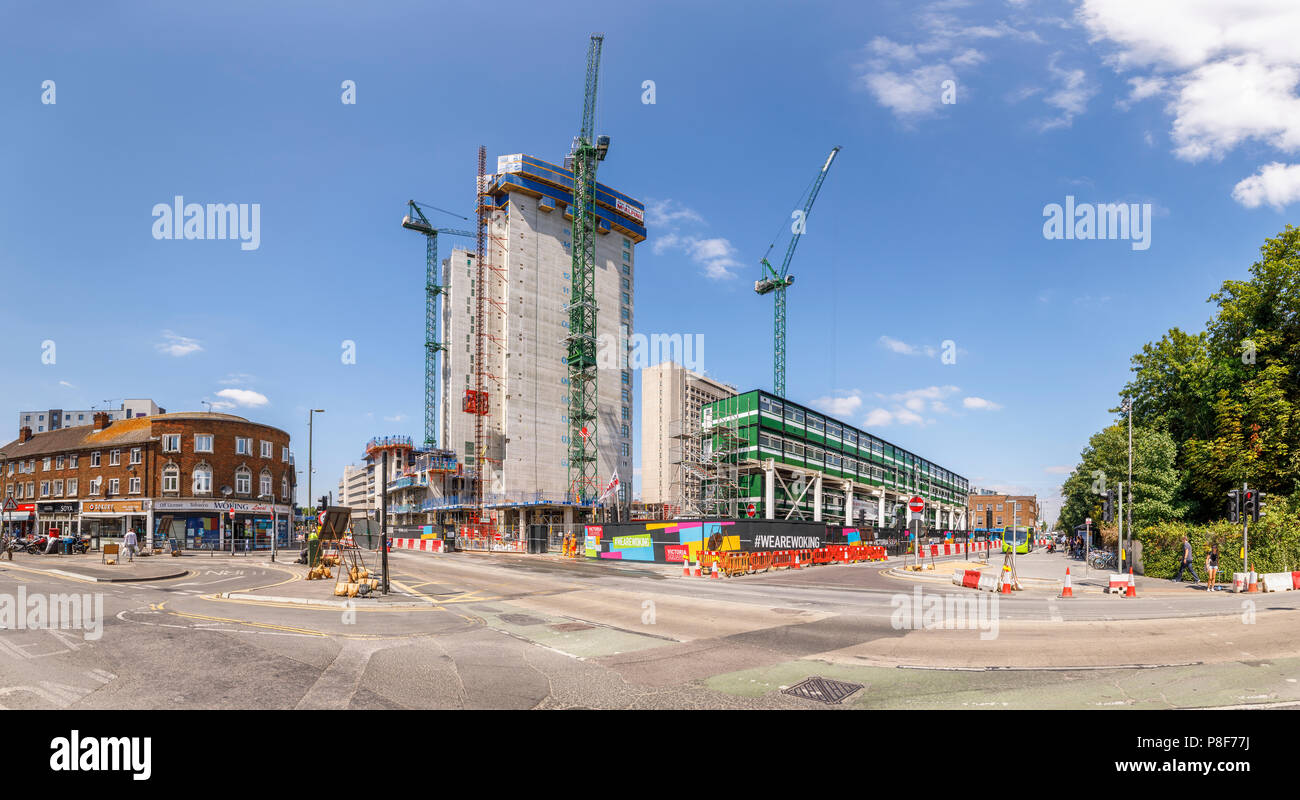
[1102,490,1115,523]
[985,509,992,530]
[1227,490,1240,523]
[318,495,329,511]
[1243,490,1256,521]
[1254,491,1266,522]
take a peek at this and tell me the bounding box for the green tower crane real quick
[402,200,472,450]
[755,146,840,398]
[565,33,611,506]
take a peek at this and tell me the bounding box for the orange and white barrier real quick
[1259,572,1300,592]
[1107,574,1127,594]
[952,569,998,592]
[390,538,444,553]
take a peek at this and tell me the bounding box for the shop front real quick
[152,500,292,551]
[37,502,80,538]
[2,503,36,538]
[80,500,149,549]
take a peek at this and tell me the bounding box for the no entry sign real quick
[746,503,756,518]
[908,496,924,514]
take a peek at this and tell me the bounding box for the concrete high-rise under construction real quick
[440,153,646,531]
[639,362,737,514]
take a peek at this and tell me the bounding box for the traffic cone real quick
[792,550,802,569]
[693,558,702,578]
[711,560,720,580]
[1247,567,1259,593]
[1000,564,1013,594]
[1060,567,1073,598]
[683,559,692,577]
[1125,568,1137,598]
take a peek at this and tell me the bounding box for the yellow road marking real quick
[169,610,330,637]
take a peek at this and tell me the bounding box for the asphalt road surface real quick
[2,548,1298,709]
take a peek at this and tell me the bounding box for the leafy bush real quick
[1136,496,1300,578]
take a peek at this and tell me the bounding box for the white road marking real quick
[295,640,385,709]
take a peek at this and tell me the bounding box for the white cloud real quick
[865,385,960,426]
[1080,0,1300,199]
[1232,161,1300,210]
[963,396,1002,410]
[210,401,236,411]
[814,392,863,419]
[862,63,959,118]
[1036,54,1097,130]
[878,335,938,357]
[219,373,256,385]
[864,408,895,427]
[648,200,743,280]
[215,388,268,408]
[645,198,704,228]
[156,331,202,357]
[383,414,406,422]
[59,380,75,389]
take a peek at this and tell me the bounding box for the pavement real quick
[3,545,1299,709]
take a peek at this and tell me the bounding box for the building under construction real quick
[699,390,970,531]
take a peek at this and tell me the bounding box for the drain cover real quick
[499,613,547,626]
[781,676,863,704]
[548,622,595,632]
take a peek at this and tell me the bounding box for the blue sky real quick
[2,1,1298,522]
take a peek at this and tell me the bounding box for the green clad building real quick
[701,390,970,530]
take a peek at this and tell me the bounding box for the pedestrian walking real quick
[1205,541,1220,591]
[1173,534,1200,583]
[123,528,138,563]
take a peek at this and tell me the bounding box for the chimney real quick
[18,426,32,443]
[93,412,111,431]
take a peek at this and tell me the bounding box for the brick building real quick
[967,493,1040,533]
[0,411,292,549]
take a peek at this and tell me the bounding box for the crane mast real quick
[755,145,840,397]
[566,33,610,506]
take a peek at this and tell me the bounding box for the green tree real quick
[1058,424,1185,534]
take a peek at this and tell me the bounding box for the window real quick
[621,407,629,421]
[25,482,34,497]
[260,440,272,458]
[620,442,630,457]
[760,395,783,416]
[621,388,630,403]
[621,278,630,290]
[785,441,804,458]
[53,479,63,496]
[281,475,289,500]
[236,437,252,455]
[621,424,629,438]
[91,452,101,467]
[163,434,181,452]
[129,477,141,494]
[623,237,631,249]
[621,307,629,320]
[282,446,290,462]
[43,457,51,471]
[621,371,629,386]
[130,448,141,465]
[827,422,843,440]
[108,478,119,495]
[162,465,179,493]
[621,292,630,305]
[66,479,77,497]
[192,464,212,494]
[996,503,1003,511]
[977,504,983,511]
[195,435,213,453]
[260,471,272,498]
[109,450,120,466]
[235,467,252,495]
[40,481,50,497]
[622,263,630,275]
[55,455,64,469]
[622,251,630,262]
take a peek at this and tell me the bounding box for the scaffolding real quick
[700,396,743,519]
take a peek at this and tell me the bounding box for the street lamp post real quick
[0,450,8,543]
[308,409,325,535]
[260,493,276,562]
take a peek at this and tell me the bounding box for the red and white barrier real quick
[952,569,998,592]
[390,538,444,553]
[1259,572,1300,593]
[1107,574,1127,594]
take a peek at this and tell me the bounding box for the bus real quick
[1001,527,1033,555]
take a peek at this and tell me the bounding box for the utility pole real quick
[1125,396,1133,576]
[381,450,390,595]
[1118,482,1124,572]
[308,409,324,533]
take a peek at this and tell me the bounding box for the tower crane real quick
[565,33,611,507]
[755,146,840,398]
[402,200,472,450]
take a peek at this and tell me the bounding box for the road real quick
[2,548,1298,709]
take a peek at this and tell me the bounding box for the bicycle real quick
[1088,549,1118,570]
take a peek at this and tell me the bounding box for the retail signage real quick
[37,502,79,514]
[153,500,282,513]
[82,500,147,513]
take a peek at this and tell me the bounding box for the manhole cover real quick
[781,676,863,705]
[548,622,594,632]
[499,613,547,626]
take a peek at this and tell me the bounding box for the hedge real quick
[1136,497,1300,578]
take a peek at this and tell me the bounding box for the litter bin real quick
[307,537,321,567]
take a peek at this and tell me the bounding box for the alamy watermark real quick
[890,586,999,640]
[1043,196,1151,251]
[151,196,260,251]
[598,332,704,372]
[0,587,103,640]
[50,731,151,781]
